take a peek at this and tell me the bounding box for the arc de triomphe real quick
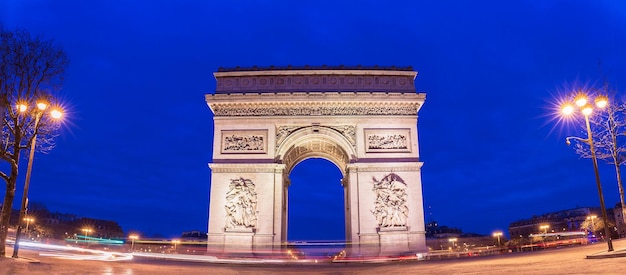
[205,66,427,256]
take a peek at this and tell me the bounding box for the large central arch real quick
[205,66,427,256]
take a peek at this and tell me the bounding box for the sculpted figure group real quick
[371,173,409,228]
[225,177,258,230]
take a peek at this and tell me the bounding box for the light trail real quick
[9,240,421,264]
[12,241,133,261]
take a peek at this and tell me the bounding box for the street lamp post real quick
[562,92,614,252]
[12,101,63,258]
[493,231,503,248]
[540,224,550,234]
[129,235,139,251]
[23,217,34,239]
[82,228,93,246]
[448,238,457,250]
[24,217,34,232]
[172,239,181,253]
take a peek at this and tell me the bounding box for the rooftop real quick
[217,65,414,72]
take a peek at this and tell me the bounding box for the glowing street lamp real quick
[493,231,503,248]
[561,91,614,252]
[172,239,181,252]
[587,215,598,233]
[12,100,63,258]
[23,217,34,232]
[129,234,139,251]
[540,224,550,234]
[82,228,93,246]
[448,238,457,250]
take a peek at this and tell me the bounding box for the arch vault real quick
[205,66,427,256]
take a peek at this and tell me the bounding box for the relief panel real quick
[371,173,408,229]
[221,130,267,154]
[225,177,258,231]
[364,128,411,153]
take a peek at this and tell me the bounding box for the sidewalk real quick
[585,244,626,259]
[1,245,41,263]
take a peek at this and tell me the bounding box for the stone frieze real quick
[211,103,420,117]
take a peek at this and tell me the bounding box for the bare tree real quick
[569,87,626,237]
[0,26,68,258]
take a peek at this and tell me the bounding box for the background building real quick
[508,207,618,239]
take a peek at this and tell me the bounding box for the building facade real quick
[508,207,605,238]
[205,66,428,256]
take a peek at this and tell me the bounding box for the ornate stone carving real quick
[224,135,264,151]
[371,173,408,228]
[221,130,267,154]
[282,139,349,173]
[276,125,356,151]
[225,178,258,230]
[209,163,285,173]
[346,165,423,173]
[276,126,305,148]
[367,134,406,150]
[211,103,419,117]
[364,128,411,153]
[327,125,356,149]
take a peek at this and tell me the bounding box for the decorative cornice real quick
[207,97,424,117]
[214,70,416,78]
[346,162,423,173]
[209,163,285,173]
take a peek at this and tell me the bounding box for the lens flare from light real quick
[574,94,587,107]
[50,109,63,119]
[36,102,48,110]
[582,105,593,116]
[17,104,28,112]
[561,104,574,115]
[595,96,608,109]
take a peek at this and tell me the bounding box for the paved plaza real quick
[1,239,626,274]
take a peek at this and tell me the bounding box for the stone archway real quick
[205,66,427,256]
[276,126,354,244]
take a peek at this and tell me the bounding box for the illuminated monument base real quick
[205,66,427,257]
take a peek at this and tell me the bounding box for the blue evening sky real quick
[1,1,626,240]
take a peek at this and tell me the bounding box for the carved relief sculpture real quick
[225,177,258,230]
[327,125,356,149]
[371,173,408,228]
[368,134,407,150]
[276,126,305,149]
[212,104,419,117]
[364,128,411,153]
[221,130,267,154]
[276,125,356,151]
